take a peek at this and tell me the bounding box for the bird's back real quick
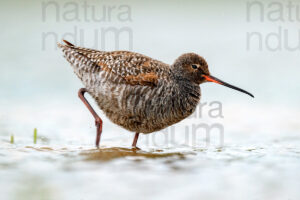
[58,41,170,85]
[58,41,199,133]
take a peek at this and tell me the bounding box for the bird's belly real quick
[90,81,195,134]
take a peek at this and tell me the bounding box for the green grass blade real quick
[34,128,37,144]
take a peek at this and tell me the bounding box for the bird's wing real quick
[92,51,171,87]
[59,40,171,87]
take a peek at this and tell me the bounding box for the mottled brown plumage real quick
[58,40,253,148]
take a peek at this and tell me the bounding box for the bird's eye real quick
[191,64,197,69]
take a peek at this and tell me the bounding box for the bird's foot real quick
[131,146,141,151]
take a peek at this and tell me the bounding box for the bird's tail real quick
[57,40,101,55]
[57,40,100,88]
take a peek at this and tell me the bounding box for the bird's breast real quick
[90,77,200,133]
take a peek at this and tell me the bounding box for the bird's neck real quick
[172,73,201,112]
[172,72,201,99]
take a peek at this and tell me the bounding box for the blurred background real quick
[0,0,300,200]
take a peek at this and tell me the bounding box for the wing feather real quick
[59,40,171,87]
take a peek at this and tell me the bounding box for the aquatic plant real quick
[10,135,14,144]
[34,128,37,144]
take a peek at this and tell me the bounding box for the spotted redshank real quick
[58,40,253,148]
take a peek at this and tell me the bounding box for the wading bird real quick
[58,40,253,149]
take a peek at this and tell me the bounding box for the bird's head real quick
[172,53,254,98]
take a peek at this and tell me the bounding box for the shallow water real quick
[1,131,300,200]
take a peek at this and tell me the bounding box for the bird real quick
[58,40,254,149]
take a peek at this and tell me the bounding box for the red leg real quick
[132,132,140,149]
[78,88,102,148]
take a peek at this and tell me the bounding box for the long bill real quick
[202,75,254,98]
